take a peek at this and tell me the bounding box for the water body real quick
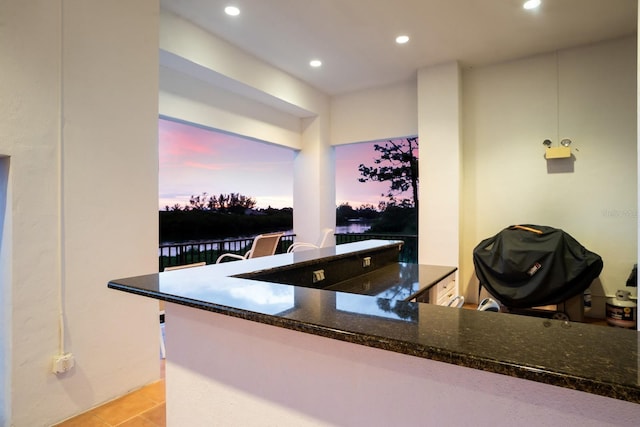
[334,222,372,234]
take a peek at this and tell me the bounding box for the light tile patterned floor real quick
[54,364,166,427]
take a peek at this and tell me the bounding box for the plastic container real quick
[606,290,637,328]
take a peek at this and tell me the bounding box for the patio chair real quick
[216,232,284,263]
[287,228,333,253]
[163,261,206,271]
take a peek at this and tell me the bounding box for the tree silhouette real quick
[169,192,258,212]
[358,137,418,209]
[189,193,208,210]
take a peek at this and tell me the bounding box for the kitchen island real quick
[109,240,640,426]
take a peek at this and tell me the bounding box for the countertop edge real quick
[108,281,640,404]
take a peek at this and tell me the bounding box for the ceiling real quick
[160,0,637,96]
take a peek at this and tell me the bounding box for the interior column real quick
[417,62,462,268]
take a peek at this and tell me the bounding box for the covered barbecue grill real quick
[473,225,603,320]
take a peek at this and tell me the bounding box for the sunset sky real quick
[159,118,410,210]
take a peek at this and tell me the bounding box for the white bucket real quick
[606,290,637,328]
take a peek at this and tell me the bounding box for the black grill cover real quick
[473,225,603,308]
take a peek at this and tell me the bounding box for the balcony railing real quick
[159,233,417,271]
[159,234,295,271]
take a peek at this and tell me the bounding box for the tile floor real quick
[53,362,166,427]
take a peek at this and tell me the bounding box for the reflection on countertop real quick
[108,240,640,404]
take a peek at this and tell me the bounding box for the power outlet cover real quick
[53,353,75,374]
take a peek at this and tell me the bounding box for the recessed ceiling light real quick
[523,0,541,10]
[310,59,322,68]
[396,35,410,44]
[225,6,240,16]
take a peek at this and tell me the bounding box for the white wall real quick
[461,36,637,312]
[294,114,336,246]
[418,62,462,267]
[0,1,160,425]
[330,80,418,145]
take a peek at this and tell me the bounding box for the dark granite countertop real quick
[108,240,640,404]
[326,263,456,301]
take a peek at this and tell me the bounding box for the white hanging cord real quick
[57,0,66,356]
[556,50,560,143]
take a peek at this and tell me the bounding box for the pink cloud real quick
[159,120,218,158]
[183,161,224,171]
